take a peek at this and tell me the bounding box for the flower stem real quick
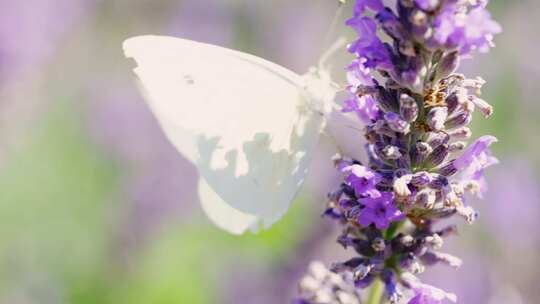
[366,278,384,304]
[384,220,405,240]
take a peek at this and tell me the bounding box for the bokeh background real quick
[1,0,538,303]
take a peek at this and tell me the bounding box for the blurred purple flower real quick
[454,135,498,171]
[421,250,493,303]
[85,86,198,261]
[0,0,93,82]
[168,0,233,45]
[482,160,540,247]
[409,282,457,304]
[432,5,501,55]
[461,8,502,54]
[452,136,498,197]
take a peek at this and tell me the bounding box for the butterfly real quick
[123,33,365,235]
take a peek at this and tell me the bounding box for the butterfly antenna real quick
[318,37,347,71]
[319,1,348,70]
[322,1,345,49]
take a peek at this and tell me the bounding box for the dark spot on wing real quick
[184,75,195,85]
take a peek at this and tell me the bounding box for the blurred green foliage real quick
[0,102,315,303]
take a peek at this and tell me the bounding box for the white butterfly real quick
[123,35,364,234]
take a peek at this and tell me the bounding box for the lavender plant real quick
[296,0,501,303]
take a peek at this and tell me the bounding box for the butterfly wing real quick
[123,35,325,234]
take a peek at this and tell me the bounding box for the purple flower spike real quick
[359,192,404,229]
[342,164,382,198]
[296,0,501,301]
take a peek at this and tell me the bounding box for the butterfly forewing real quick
[124,35,325,233]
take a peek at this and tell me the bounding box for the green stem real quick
[384,220,405,240]
[366,279,385,304]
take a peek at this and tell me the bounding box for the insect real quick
[123,12,364,235]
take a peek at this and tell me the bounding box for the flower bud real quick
[385,112,411,134]
[456,205,478,224]
[373,119,395,137]
[462,76,486,95]
[411,171,432,187]
[416,188,437,209]
[402,70,423,93]
[410,9,428,26]
[438,162,458,176]
[400,235,415,247]
[353,264,373,281]
[425,132,450,148]
[445,111,472,129]
[429,174,449,189]
[469,96,493,117]
[396,157,411,170]
[382,145,403,160]
[327,188,344,202]
[426,107,448,131]
[425,144,449,167]
[444,187,462,207]
[400,93,419,122]
[376,86,399,112]
[394,174,413,197]
[371,237,386,252]
[447,127,472,139]
[410,10,431,39]
[377,10,407,41]
[409,260,426,274]
[425,234,444,250]
[412,142,432,165]
[436,51,460,79]
[421,251,462,268]
[399,40,417,57]
[446,89,468,114]
[448,141,467,152]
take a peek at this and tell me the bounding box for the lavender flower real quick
[342,164,382,198]
[352,0,385,16]
[297,0,501,302]
[359,192,404,229]
[343,95,380,123]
